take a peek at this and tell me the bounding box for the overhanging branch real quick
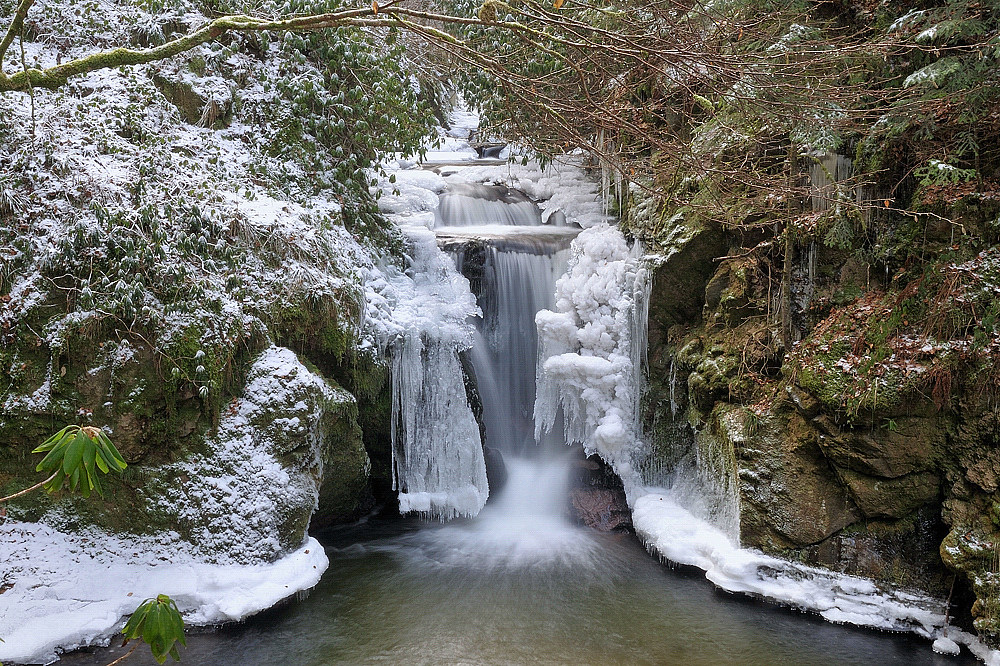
[0,6,494,93]
[0,0,35,68]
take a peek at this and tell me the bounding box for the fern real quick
[914,159,977,187]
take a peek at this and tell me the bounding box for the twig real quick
[0,471,58,503]
[18,26,34,142]
[0,0,35,66]
[105,641,138,666]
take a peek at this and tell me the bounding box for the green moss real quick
[270,294,355,361]
[315,389,371,522]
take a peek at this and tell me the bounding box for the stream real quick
[61,503,972,665]
[55,162,979,666]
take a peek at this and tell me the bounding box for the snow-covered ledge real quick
[632,491,1000,666]
[0,521,328,665]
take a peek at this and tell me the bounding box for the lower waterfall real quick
[369,123,992,660]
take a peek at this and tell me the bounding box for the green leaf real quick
[35,437,70,473]
[96,443,117,472]
[63,432,86,475]
[100,433,128,470]
[43,468,66,494]
[124,595,184,663]
[82,439,97,477]
[95,451,110,474]
[32,426,72,453]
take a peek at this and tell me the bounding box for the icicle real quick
[668,359,679,419]
[534,224,650,498]
[383,227,489,520]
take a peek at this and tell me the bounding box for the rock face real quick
[141,347,369,562]
[1,338,372,563]
[636,209,1000,640]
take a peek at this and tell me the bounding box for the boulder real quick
[567,453,632,532]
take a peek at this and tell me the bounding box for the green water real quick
[64,515,973,666]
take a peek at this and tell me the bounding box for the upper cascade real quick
[436,183,543,227]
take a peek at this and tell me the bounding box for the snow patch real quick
[632,491,1000,664]
[0,522,327,665]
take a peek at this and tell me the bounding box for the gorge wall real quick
[631,178,1000,640]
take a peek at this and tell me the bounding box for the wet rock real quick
[569,488,632,532]
[813,414,940,479]
[834,467,940,519]
[731,406,861,549]
[484,446,508,498]
[645,214,729,332]
[567,454,632,532]
[793,505,951,596]
[314,389,373,526]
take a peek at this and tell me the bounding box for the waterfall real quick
[374,147,989,658]
[475,246,571,453]
[383,226,489,520]
[416,172,604,566]
[436,182,542,227]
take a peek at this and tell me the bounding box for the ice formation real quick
[534,223,649,493]
[632,492,1000,664]
[380,226,489,519]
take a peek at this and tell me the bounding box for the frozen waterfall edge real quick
[532,223,1000,665]
[382,226,489,520]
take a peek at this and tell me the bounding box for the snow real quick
[440,157,610,228]
[142,346,346,564]
[0,522,328,665]
[631,490,1000,663]
[934,636,962,656]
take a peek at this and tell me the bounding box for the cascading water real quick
[425,176,601,565]
[475,247,570,453]
[435,182,542,227]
